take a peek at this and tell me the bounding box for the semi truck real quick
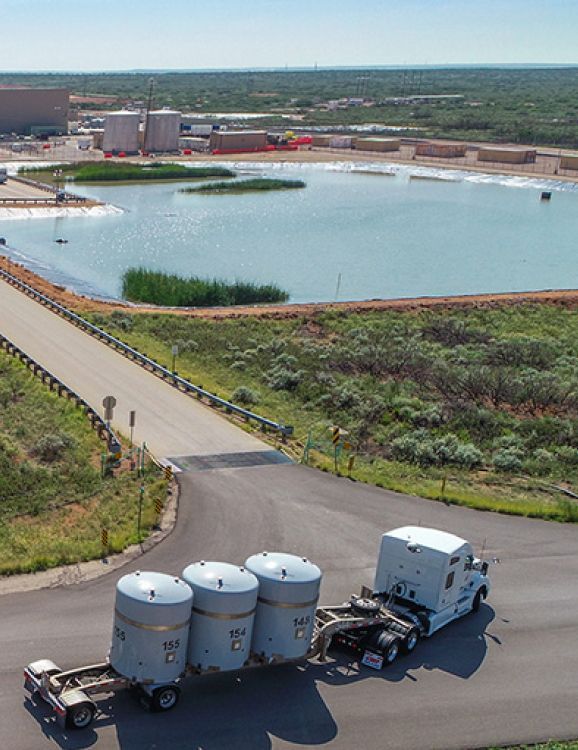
[24,526,490,730]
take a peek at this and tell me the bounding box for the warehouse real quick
[0,88,69,135]
[209,130,267,153]
[415,142,467,158]
[477,147,536,164]
[560,154,578,171]
[355,137,400,152]
[311,134,335,147]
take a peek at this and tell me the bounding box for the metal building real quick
[102,110,140,154]
[415,142,467,158]
[209,130,267,153]
[477,147,536,164]
[144,109,182,153]
[560,154,578,171]
[355,137,400,152]
[0,88,69,135]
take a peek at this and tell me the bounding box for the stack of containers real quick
[109,571,193,683]
[244,552,322,661]
[181,561,259,672]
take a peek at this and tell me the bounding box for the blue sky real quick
[1,0,576,71]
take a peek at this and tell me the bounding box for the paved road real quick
[0,278,267,459]
[1,279,578,749]
[2,466,578,750]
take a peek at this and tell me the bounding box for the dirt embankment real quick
[3,255,578,320]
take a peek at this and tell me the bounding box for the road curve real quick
[1,279,578,749]
[0,278,266,459]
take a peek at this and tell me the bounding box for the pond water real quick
[1,161,577,303]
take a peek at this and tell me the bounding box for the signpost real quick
[129,410,136,447]
[102,395,116,427]
[328,425,349,472]
[171,344,179,373]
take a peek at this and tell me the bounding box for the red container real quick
[118,152,126,158]
[104,153,113,159]
[42,143,51,149]
[183,149,192,155]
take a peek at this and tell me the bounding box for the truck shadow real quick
[24,605,495,750]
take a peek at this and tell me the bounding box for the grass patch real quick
[182,177,306,194]
[83,304,578,522]
[122,267,289,307]
[0,350,166,574]
[20,162,235,183]
[489,743,578,750]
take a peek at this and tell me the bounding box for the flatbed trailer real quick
[24,591,423,730]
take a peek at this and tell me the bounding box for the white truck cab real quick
[373,526,490,636]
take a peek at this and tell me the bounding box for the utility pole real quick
[142,77,155,153]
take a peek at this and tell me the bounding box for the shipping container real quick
[477,147,536,164]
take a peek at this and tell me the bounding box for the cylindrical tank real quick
[145,109,182,152]
[182,561,259,672]
[244,552,322,660]
[102,110,140,154]
[109,571,193,683]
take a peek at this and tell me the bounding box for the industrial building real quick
[355,137,400,152]
[311,134,334,147]
[144,109,181,153]
[209,130,267,153]
[0,88,69,135]
[560,154,578,171]
[102,110,140,154]
[477,147,536,164]
[415,142,467,158]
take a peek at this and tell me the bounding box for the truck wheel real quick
[402,627,420,654]
[151,685,180,712]
[350,596,380,617]
[66,702,95,730]
[472,590,483,613]
[383,637,400,665]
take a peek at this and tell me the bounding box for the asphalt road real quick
[1,279,578,749]
[0,278,267,459]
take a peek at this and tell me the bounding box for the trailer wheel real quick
[402,627,420,654]
[66,702,95,730]
[151,685,180,712]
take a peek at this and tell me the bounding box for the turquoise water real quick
[1,162,577,303]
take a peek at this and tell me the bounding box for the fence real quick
[0,266,294,439]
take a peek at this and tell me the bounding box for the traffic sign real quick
[102,395,116,422]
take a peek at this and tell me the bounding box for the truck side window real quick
[445,572,455,589]
[450,556,460,566]
[464,555,473,571]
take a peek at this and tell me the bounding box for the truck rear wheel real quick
[365,629,400,665]
[66,702,95,730]
[383,637,400,664]
[151,685,180,712]
[402,627,420,654]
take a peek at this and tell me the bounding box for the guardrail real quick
[0,332,120,452]
[0,266,294,439]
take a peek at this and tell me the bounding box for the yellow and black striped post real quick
[164,465,173,481]
[101,528,109,552]
[154,496,163,516]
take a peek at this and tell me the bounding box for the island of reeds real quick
[181,177,306,194]
[122,267,289,307]
[20,162,235,183]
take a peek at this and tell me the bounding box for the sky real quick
[1,0,576,72]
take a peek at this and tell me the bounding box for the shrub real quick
[32,433,73,463]
[231,386,261,406]
[492,448,523,473]
[265,365,304,391]
[452,443,484,469]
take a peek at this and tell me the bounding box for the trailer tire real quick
[402,627,420,654]
[151,685,180,712]
[66,702,95,730]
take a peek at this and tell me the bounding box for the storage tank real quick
[145,109,182,153]
[244,552,322,661]
[110,571,193,683]
[182,561,259,672]
[102,110,140,154]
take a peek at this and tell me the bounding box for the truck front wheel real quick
[151,685,180,712]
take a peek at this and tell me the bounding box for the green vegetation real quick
[20,162,235,183]
[490,743,578,750]
[86,304,578,522]
[0,350,166,574]
[3,67,578,147]
[122,267,289,307]
[182,178,306,194]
